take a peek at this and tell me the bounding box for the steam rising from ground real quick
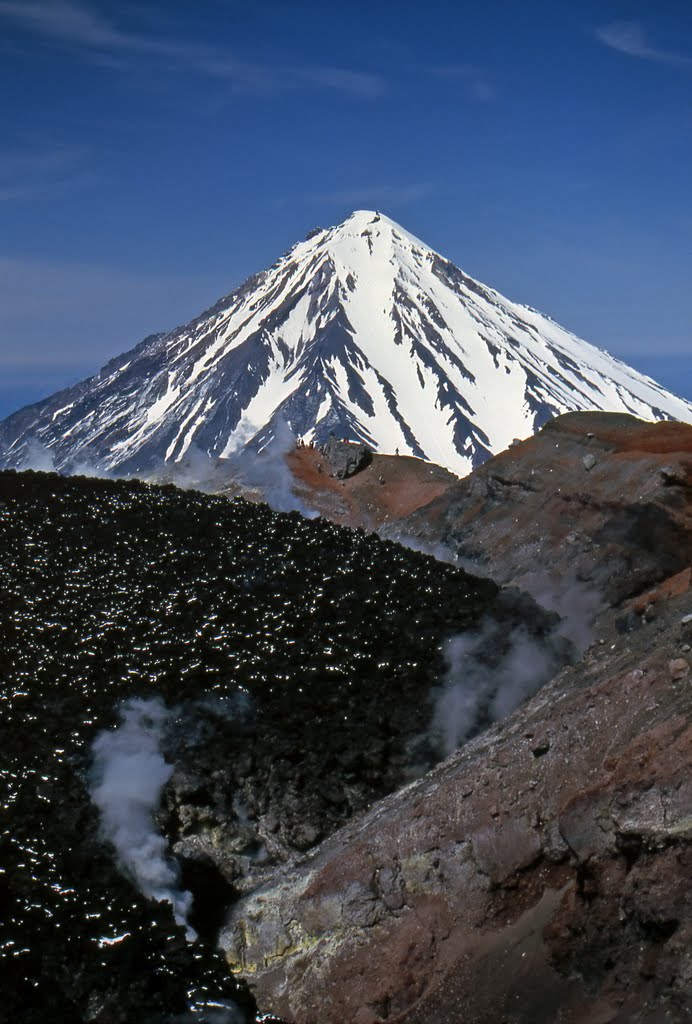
[430,573,601,757]
[516,571,602,654]
[17,419,318,517]
[229,417,318,517]
[19,439,59,472]
[382,533,602,758]
[431,621,558,756]
[158,418,318,517]
[90,697,196,939]
[19,439,111,479]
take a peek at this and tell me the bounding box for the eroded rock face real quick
[390,412,692,605]
[216,413,692,1023]
[284,445,460,533]
[221,597,692,1023]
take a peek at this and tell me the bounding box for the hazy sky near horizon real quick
[0,0,690,418]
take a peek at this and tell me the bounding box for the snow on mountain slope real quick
[1,210,691,478]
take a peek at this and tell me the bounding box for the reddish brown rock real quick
[669,658,690,680]
[285,445,460,530]
[391,411,692,605]
[221,591,692,1022]
[218,412,692,1024]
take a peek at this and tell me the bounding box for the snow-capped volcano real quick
[2,209,691,477]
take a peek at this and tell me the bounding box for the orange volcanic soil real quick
[285,446,460,529]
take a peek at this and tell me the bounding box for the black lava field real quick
[0,469,555,1022]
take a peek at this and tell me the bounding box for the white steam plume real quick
[17,419,319,519]
[90,697,196,939]
[163,444,220,492]
[431,620,559,757]
[19,438,57,472]
[515,571,601,655]
[229,416,318,517]
[377,527,458,565]
[18,437,114,479]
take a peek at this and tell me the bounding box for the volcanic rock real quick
[4,409,692,1023]
[213,411,692,1023]
[669,658,689,680]
[283,445,460,532]
[0,468,562,1022]
[391,412,692,607]
[322,436,372,479]
[2,212,691,478]
[221,591,692,1023]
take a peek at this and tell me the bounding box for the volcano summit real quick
[1,210,690,477]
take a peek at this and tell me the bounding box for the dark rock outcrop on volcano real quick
[322,436,372,479]
[0,469,562,1022]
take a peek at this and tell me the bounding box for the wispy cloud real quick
[0,0,385,98]
[0,141,91,201]
[595,21,692,68]
[431,64,496,102]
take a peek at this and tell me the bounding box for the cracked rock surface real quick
[391,411,692,605]
[221,598,692,1023]
[220,412,692,1023]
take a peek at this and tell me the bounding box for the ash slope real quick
[0,469,562,1023]
[2,211,691,478]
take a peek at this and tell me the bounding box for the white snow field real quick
[1,210,690,477]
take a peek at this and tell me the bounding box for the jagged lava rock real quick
[0,468,561,1021]
[322,436,372,479]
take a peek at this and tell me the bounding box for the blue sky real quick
[1,0,690,418]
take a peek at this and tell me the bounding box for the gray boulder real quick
[323,437,372,479]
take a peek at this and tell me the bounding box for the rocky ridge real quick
[393,411,692,604]
[221,595,692,1024]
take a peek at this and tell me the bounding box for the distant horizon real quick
[1,2,690,418]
